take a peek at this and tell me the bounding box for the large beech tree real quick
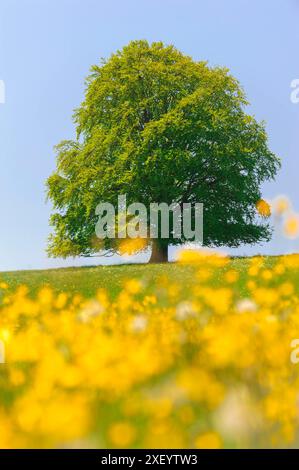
[47,40,280,262]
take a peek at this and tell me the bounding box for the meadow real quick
[0,255,292,300]
[1,251,299,448]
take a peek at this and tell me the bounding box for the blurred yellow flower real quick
[124,279,142,295]
[279,282,294,297]
[256,199,271,218]
[108,422,136,447]
[272,195,291,216]
[119,238,147,255]
[283,214,299,239]
[195,432,222,449]
[261,269,273,281]
[0,328,11,342]
[225,270,239,283]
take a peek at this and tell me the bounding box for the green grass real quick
[1,255,296,300]
[1,262,201,299]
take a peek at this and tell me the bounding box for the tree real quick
[46,40,280,263]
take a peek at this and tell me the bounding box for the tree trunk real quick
[149,240,168,263]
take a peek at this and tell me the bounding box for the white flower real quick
[235,298,257,313]
[176,301,196,320]
[79,300,104,322]
[131,315,147,332]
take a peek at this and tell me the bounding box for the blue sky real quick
[0,0,299,271]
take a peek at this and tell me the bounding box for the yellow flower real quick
[9,368,26,387]
[253,288,279,306]
[177,368,224,408]
[261,269,273,281]
[195,432,222,449]
[284,214,299,239]
[248,266,259,276]
[256,199,271,218]
[178,248,227,266]
[272,195,291,216]
[246,280,256,290]
[54,293,68,309]
[37,287,53,305]
[279,282,294,297]
[274,263,285,275]
[224,270,239,283]
[119,238,147,255]
[124,279,142,295]
[108,422,136,447]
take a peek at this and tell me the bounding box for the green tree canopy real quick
[47,40,280,262]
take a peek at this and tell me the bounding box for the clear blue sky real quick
[0,0,299,271]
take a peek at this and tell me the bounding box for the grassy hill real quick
[0,255,297,300]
